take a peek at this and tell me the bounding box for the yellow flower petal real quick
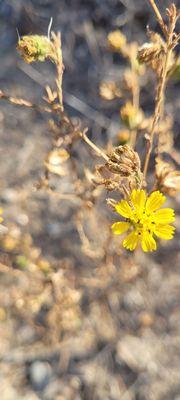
[112,221,130,235]
[154,208,175,224]
[123,230,139,251]
[154,224,175,240]
[115,200,132,218]
[130,189,146,212]
[146,191,166,212]
[141,232,157,252]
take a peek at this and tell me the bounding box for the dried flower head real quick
[155,157,180,196]
[112,190,175,252]
[107,30,126,52]
[17,35,55,63]
[107,144,141,177]
[99,81,121,100]
[96,145,143,193]
[120,101,143,129]
[137,31,173,76]
[95,164,120,192]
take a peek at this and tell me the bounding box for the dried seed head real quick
[95,165,130,193]
[95,164,121,191]
[107,144,141,177]
[108,30,126,52]
[96,152,143,193]
[138,43,164,75]
[17,35,55,63]
[120,101,143,129]
[137,32,168,76]
[99,81,122,100]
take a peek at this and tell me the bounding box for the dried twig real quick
[143,3,178,179]
[51,32,64,112]
[148,0,168,38]
[0,89,52,114]
[79,129,109,161]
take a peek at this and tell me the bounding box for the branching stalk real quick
[143,2,177,179]
[79,129,109,161]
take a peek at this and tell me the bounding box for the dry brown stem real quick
[0,89,52,114]
[148,0,168,38]
[79,129,109,161]
[143,3,178,179]
[51,32,64,113]
[130,70,139,149]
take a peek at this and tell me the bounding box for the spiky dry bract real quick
[17,35,55,63]
[112,189,175,252]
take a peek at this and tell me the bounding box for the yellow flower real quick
[107,30,126,52]
[112,190,175,252]
[17,35,55,63]
[0,208,3,223]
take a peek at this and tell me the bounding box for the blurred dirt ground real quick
[0,1,180,399]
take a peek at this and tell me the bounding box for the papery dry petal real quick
[45,148,70,176]
[155,157,180,196]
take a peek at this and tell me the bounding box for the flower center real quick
[129,207,156,236]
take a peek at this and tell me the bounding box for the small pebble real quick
[29,361,51,391]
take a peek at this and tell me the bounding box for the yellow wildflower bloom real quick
[17,35,55,64]
[112,189,175,252]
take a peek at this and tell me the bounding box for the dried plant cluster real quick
[0,1,179,254]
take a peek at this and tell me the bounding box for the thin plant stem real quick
[143,3,176,179]
[148,0,168,38]
[0,90,52,114]
[52,32,64,113]
[46,187,81,202]
[130,75,139,149]
[79,129,109,161]
[143,50,171,178]
[130,53,140,149]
